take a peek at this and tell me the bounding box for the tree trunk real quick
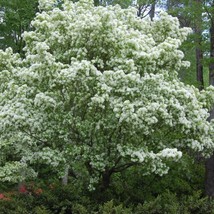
[196,46,204,90]
[194,0,204,91]
[100,169,113,192]
[205,151,214,197]
[205,11,214,197]
[62,165,69,186]
[209,19,214,86]
[149,1,155,20]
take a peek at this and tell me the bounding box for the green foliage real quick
[72,203,88,214]
[0,195,31,214]
[135,191,214,214]
[0,0,38,54]
[1,185,214,214]
[33,206,52,214]
[135,191,180,214]
[98,200,132,214]
[99,154,204,206]
[167,0,211,88]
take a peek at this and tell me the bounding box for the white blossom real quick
[0,0,213,187]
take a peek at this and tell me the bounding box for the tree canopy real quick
[0,0,214,191]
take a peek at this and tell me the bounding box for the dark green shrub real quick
[0,196,30,214]
[98,200,132,214]
[181,191,214,214]
[134,191,180,214]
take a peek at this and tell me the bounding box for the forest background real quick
[1,0,214,213]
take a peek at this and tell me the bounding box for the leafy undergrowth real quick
[0,156,211,213]
[0,180,214,214]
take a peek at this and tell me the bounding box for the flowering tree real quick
[0,0,214,190]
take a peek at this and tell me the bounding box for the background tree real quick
[167,0,207,89]
[204,1,214,197]
[102,0,157,19]
[0,0,38,55]
[194,0,205,90]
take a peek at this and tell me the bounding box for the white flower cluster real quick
[38,0,58,11]
[0,162,37,182]
[25,147,66,168]
[117,145,182,176]
[0,0,214,185]
[158,148,182,160]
